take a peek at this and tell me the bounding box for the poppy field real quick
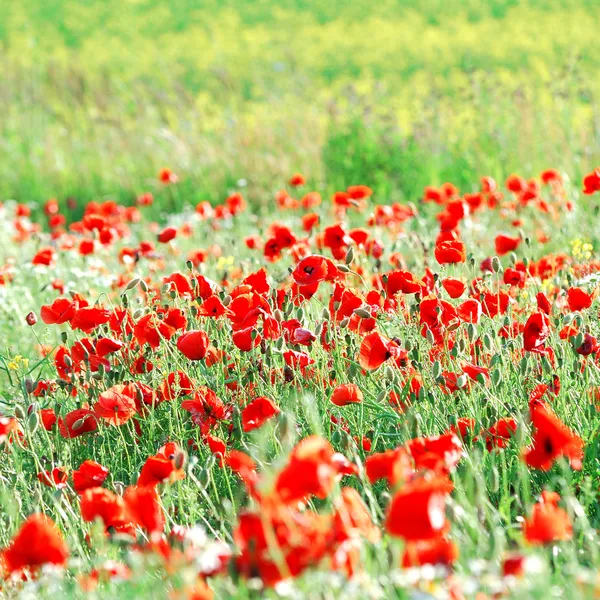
[0,165,599,599]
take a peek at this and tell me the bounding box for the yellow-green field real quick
[1,0,599,209]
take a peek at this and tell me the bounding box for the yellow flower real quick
[216,256,235,270]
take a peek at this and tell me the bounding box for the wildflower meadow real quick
[0,1,599,599]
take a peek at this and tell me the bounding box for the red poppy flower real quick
[158,168,178,184]
[158,226,177,243]
[73,460,110,493]
[567,287,593,312]
[358,331,400,371]
[124,486,164,535]
[330,383,363,406]
[523,312,550,353]
[582,168,600,195]
[364,448,412,486]
[159,371,193,402]
[401,537,458,568]
[37,466,68,489]
[32,248,56,266]
[94,385,137,426]
[3,514,69,573]
[441,277,466,298]
[385,476,452,541]
[80,487,128,530]
[385,270,424,295]
[70,306,111,333]
[291,255,332,286]
[523,401,584,471]
[40,297,77,325]
[58,408,98,438]
[242,396,280,432]
[523,491,572,544]
[177,329,210,361]
[495,234,521,255]
[289,173,306,187]
[434,240,466,264]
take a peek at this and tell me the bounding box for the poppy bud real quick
[222,295,232,307]
[384,366,396,383]
[140,280,149,293]
[198,468,210,487]
[186,260,194,271]
[339,317,350,328]
[404,339,413,352]
[491,256,502,273]
[25,312,37,326]
[126,278,141,291]
[337,264,351,273]
[14,405,25,420]
[353,307,372,319]
[425,328,435,344]
[467,324,478,342]
[345,247,355,265]
[27,411,39,434]
[491,368,502,386]
[322,308,331,320]
[24,378,34,394]
[509,252,517,265]
[63,355,72,367]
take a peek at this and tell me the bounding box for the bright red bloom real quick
[330,383,363,406]
[3,514,69,573]
[582,167,600,195]
[385,477,452,541]
[158,226,177,243]
[58,408,98,438]
[124,486,164,534]
[495,234,521,255]
[523,312,550,353]
[40,297,77,325]
[80,487,127,530]
[177,329,210,360]
[441,277,466,298]
[94,384,137,426]
[358,331,400,371]
[158,168,178,184]
[523,491,572,544]
[524,401,584,471]
[434,240,466,264]
[567,287,593,312]
[242,396,280,432]
[73,460,110,493]
[401,537,458,568]
[291,255,332,286]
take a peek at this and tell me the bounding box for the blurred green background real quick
[1,0,599,209]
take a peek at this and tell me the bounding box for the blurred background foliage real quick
[1,0,599,210]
